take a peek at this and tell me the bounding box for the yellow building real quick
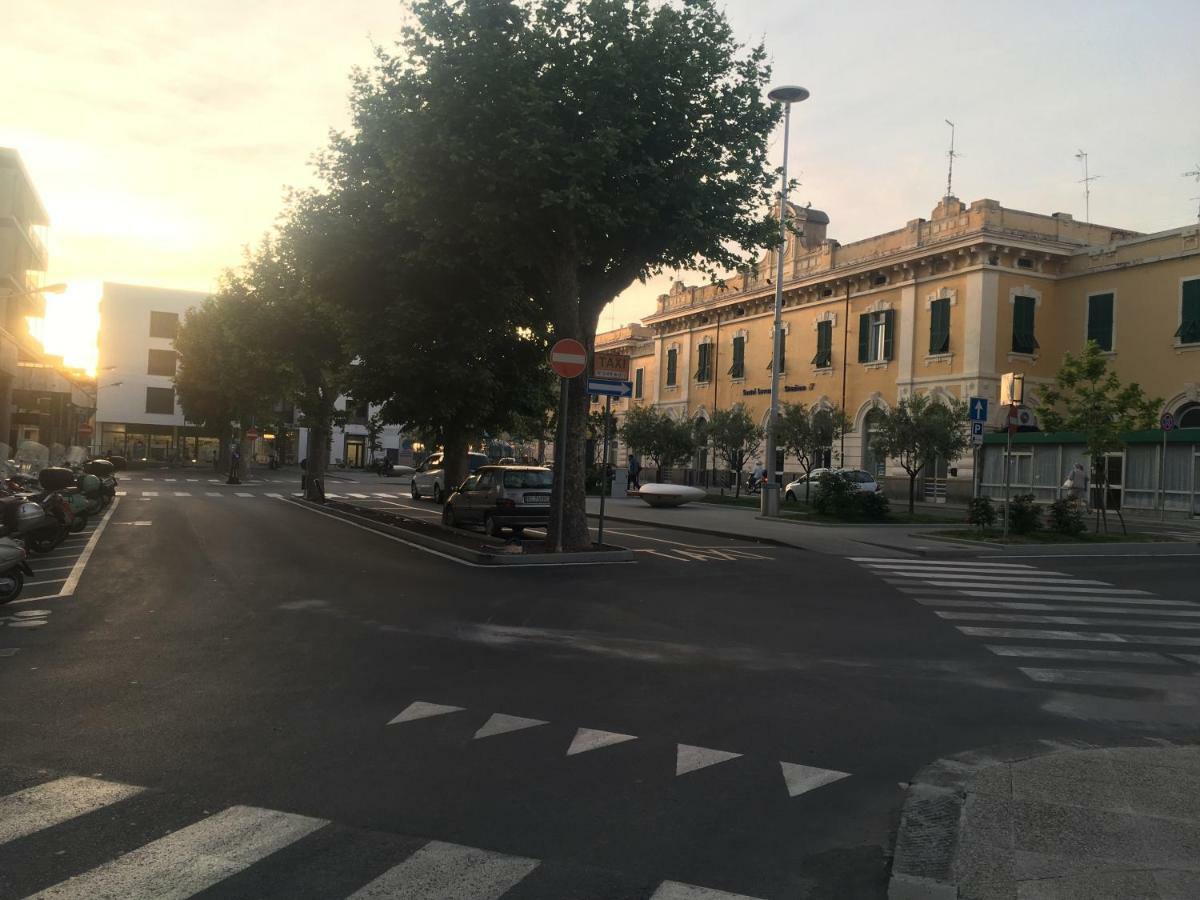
[611,195,1200,502]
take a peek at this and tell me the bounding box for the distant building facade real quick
[599,195,1200,504]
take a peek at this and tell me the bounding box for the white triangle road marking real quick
[779,761,850,797]
[675,744,742,776]
[348,493,369,498]
[566,728,637,756]
[473,713,548,739]
[651,879,766,899]
[387,701,465,725]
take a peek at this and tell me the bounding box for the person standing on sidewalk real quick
[628,453,642,491]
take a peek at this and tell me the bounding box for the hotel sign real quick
[743,384,814,396]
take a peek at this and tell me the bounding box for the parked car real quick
[784,467,881,501]
[442,465,553,537]
[410,451,489,503]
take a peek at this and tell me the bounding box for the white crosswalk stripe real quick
[859,557,1200,703]
[1,774,770,900]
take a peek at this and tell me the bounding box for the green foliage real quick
[777,402,849,500]
[1048,498,1087,536]
[707,404,763,494]
[967,496,996,531]
[619,406,696,482]
[856,490,890,521]
[812,472,888,520]
[1008,494,1042,535]
[871,393,970,514]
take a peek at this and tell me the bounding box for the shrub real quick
[968,497,996,531]
[1048,498,1086,536]
[813,472,859,517]
[856,490,890,521]
[1008,494,1041,535]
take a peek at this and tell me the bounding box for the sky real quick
[5,0,1199,369]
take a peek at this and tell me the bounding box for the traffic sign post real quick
[591,351,630,382]
[1002,405,1019,538]
[549,339,587,552]
[970,421,984,444]
[968,397,989,423]
[585,378,633,398]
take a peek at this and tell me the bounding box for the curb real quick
[887,735,1178,899]
[291,497,636,566]
[586,512,793,549]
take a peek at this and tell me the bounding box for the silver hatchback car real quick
[442,465,553,537]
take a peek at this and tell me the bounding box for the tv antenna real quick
[945,120,960,198]
[1075,150,1101,224]
[1185,164,1200,222]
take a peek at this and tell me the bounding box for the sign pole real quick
[1160,426,1168,522]
[1002,424,1013,539]
[554,377,569,554]
[598,395,611,545]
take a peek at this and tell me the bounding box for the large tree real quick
[707,404,762,496]
[333,0,781,549]
[777,401,850,503]
[1037,340,1161,531]
[872,393,970,514]
[619,406,696,483]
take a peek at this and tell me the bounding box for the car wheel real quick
[433,484,444,505]
[411,480,420,500]
[442,504,456,528]
[484,514,503,538]
[785,491,795,502]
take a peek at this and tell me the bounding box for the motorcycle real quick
[84,458,118,507]
[0,536,34,604]
[0,468,75,554]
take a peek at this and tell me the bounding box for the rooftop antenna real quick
[1185,164,1200,222]
[1075,150,1101,224]
[944,120,959,198]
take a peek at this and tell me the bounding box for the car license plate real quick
[524,494,550,505]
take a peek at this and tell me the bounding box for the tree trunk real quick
[804,468,812,504]
[440,431,469,502]
[305,419,330,502]
[217,422,232,472]
[908,473,916,515]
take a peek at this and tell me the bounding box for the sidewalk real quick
[890,742,1200,899]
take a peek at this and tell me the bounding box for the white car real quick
[411,451,490,503]
[784,468,880,501]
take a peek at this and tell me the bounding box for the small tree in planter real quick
[777,401,849,503]
[871,394,970,515]
[708,404,763,497]
[620,406,695,484]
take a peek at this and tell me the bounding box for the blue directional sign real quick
[969,397,989,422]
[587,379,633,398]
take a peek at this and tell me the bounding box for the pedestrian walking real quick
[627,453,642,490]
[751,459,765,489]
[1063,461,1088,505]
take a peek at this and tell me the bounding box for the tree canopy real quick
[777,402,849,502]
[707,404,762,496]
[619,406,696,483]
[871,393,969,514]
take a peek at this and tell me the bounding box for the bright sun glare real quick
[27,281,102,376]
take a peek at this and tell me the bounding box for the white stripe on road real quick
[26,805,327,900]
[141,491,158,497]
[926,581,1148,594]
[955,590,1177,604]
[852,557,1035,568]
[173,492,190,497]
[881,571,1105,586]
[266,493,283,498]
[916,598,1200,615]
[234,492,253,498]
[957,626,1200,646]
[651,881,766,900]
[0,776,144,844]
[347,493,369,498]
[206,492,221,497]
[58,498,119,598]
[1018,667,1200,696]
[866,564,1053,575]
[939,611,1200,629]
[345,839,538,900]
[985,645,1178,664]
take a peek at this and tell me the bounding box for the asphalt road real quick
[1,472,1198,899]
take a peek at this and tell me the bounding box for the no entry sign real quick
[549,339,587,378]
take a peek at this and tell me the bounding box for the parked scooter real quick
[84,458,118,506]
[0,468,75,554]
[0,536,34,604]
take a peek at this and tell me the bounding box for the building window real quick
[149,311,179,339]
[857,310,894,363]
[1017,258,1034,269]
[145,387,175,415]
[929,297,951,354]
[873,274,888,286]
[1178,402,1200,428]
[1087,292,1114,351]
[666,348,678,386]
[634,367,644,399]
[695,342,712,382]
[147,348,177,376]
[812,320,832,367]
[728,336,745,379]
[1176,278,1200,345]
[1011,296,1039,354]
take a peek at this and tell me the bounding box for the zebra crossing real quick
[854,556,1200,704]
[0,772,766,899]
[114,490,412,500]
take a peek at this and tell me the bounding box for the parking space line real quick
[57,498,120,598]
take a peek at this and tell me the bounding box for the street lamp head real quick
[768,85,810,105]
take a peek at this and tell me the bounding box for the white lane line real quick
[926,581,1148,594]
[347,492,369,498]
[187,478,198,482]
[881,571,1099,585]
[173,491,191,497]
[58,498,120,598]
[651,881,766,900]
[26,564,79,573]
[163,478,176,482]
[915,598,1200,615]
[25,805,327,900]
[206,492,222,497]
[266,493,283,498]
[865,564,1048,575]
[234,492,253,498]
[958,626,1200,647]
[373,493,396,498]
[852,557,1035,568]
[955,590,1176,604]
[346,839,539,900]
[1018,667,1200,695]
[991,552,1200,559]
[984,646,1178,664]
[140,478,154,482]
[939,611,1200,630]
[141,491,158,497]
[0,776,145,844]
[116,491,127,496]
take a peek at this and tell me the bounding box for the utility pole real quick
[944,120,959,198]
[1075,150,1101,224]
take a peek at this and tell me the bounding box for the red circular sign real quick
[549,338,587,378]
[245,429,259,440]
[78,423,94,436]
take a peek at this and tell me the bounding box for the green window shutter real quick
[1012,296,1038,353]
[929,298,950,354]
[729,337,745,377]
[696,343,710,380]
[634,368,644,399]
[857,313,870,362]
[1177,280,1200,344]
[779,332,786,372]
[883,309,895,360]
[1087,293,1114,351]
[666,349,677,385]
[812,320,832,366]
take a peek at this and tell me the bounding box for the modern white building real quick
[94,282,215,463]
[298,397,413,469]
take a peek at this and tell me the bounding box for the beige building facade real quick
[599,195,1200,501]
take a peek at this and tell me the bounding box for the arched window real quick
[862,408,887,477]
[1178,403,1200,429]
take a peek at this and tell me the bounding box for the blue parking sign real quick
[969,397,989,422]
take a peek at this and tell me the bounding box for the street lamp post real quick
[761,85,809,517]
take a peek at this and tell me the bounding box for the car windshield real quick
[503,470,552,489]
[844,471,874,483]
